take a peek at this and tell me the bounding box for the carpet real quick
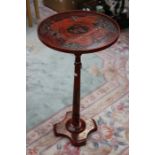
[27,1,107,130]
[27,1,129,155]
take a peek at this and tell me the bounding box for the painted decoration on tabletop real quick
[38,11,119,53]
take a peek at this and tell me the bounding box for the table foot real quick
[53,111,97,146]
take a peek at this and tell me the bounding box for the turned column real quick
[71,54,82,131]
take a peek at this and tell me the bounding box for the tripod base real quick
[53,111,97,146]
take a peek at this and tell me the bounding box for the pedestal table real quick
[38,10,120,146]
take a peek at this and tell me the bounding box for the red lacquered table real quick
[38,10,120,146]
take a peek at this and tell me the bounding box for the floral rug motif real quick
[27,1,129,155]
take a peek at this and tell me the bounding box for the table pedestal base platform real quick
[53,111,97,146]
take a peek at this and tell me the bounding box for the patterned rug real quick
[27,1,129,155]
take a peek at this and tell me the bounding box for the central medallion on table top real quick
[67,24,89,34]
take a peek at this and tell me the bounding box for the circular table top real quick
[38,10,120,54]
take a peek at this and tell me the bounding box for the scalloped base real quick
[53,111,97,146]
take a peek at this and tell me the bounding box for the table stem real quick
[72,54,81,129]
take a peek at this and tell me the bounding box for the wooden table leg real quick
[26,0,33,27]
[33,0,40,19]
[54,54,97,146]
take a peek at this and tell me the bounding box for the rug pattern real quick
[27,31,129,155]
[27,1,129,155]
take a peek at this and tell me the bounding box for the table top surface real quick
[38,10,120,54]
